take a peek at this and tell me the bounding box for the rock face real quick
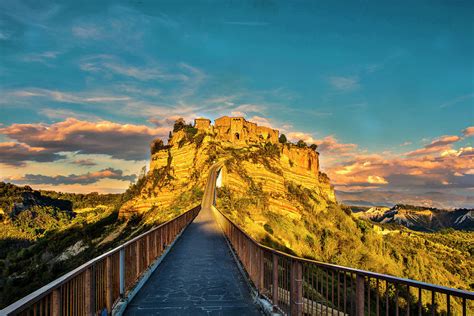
[119,116,335,221]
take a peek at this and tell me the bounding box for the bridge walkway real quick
[124,164,261,315]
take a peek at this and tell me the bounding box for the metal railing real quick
[1,205,201,316]
[212,206,474,316]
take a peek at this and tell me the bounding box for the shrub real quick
[297,140,307,148]
[279,134,287,144]
[150,139,164,155]
[173,118,187,132]
[264,223,274,235]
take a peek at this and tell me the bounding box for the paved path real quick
[124,164,262,315]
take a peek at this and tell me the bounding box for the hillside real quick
[353,204,474,232]
[0,181,185,308]
[120,117,472,298]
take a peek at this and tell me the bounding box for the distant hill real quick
[336,190,474,209]
[352,204,473,232]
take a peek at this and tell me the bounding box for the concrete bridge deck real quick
[124,165,261,315]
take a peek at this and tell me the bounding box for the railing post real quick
[146,234,151,266]
[356,274,365,316]
[136,241,141,277]
[84,268,93,315]
[105,256,113,314]
[290,260,303,316]
[258,249,264,291]
[51,288,61,316]
[119,248,125,297]
[272,253,279,309]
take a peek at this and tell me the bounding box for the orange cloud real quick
[406,135,461,156]
[463,126,474,137]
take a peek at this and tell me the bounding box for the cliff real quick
[119,117,335,223]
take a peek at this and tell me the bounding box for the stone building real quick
[194,116,279,144]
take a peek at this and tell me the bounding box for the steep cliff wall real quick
[119,126,335,224]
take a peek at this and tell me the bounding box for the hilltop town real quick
[194,116,279,144]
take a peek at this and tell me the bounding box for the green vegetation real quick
[296,139,307,148]
[150,138,165,154]
[278,133,287,144]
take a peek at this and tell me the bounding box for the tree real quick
[168,131,173,141]
[279,134,287,144]
[150,138,164,154]
[309,143,318,151]
[297,140,307,148]
[173,118,186,132]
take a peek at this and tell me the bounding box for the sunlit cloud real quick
[463,126,474,137]
[406,135,461,157]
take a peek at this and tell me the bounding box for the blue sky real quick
[0,0,473,207]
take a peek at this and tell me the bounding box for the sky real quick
[0,0,473,208]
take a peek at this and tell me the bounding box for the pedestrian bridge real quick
[2,164,473,315]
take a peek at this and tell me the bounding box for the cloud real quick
[0,142,65,167]
[71,159,97,167]
[79,55,189,81]
[7,168,135,185]
[148,116,182,127]
[406,135,461,156]
[463,126,474,137]
[0,118,169,161]
[328,76,360,91]
[248,116,274,128]
[0,31,10,40]
[325,136,473,194]
[39,108,101,121]
[21,51,61,65]
[72,25,103,39]
[287,132,317,144]
[223,21,268,27]
[9,88,131,104]
[316,136,358,155]
[367,175,388,184]
[440,93,474,108]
